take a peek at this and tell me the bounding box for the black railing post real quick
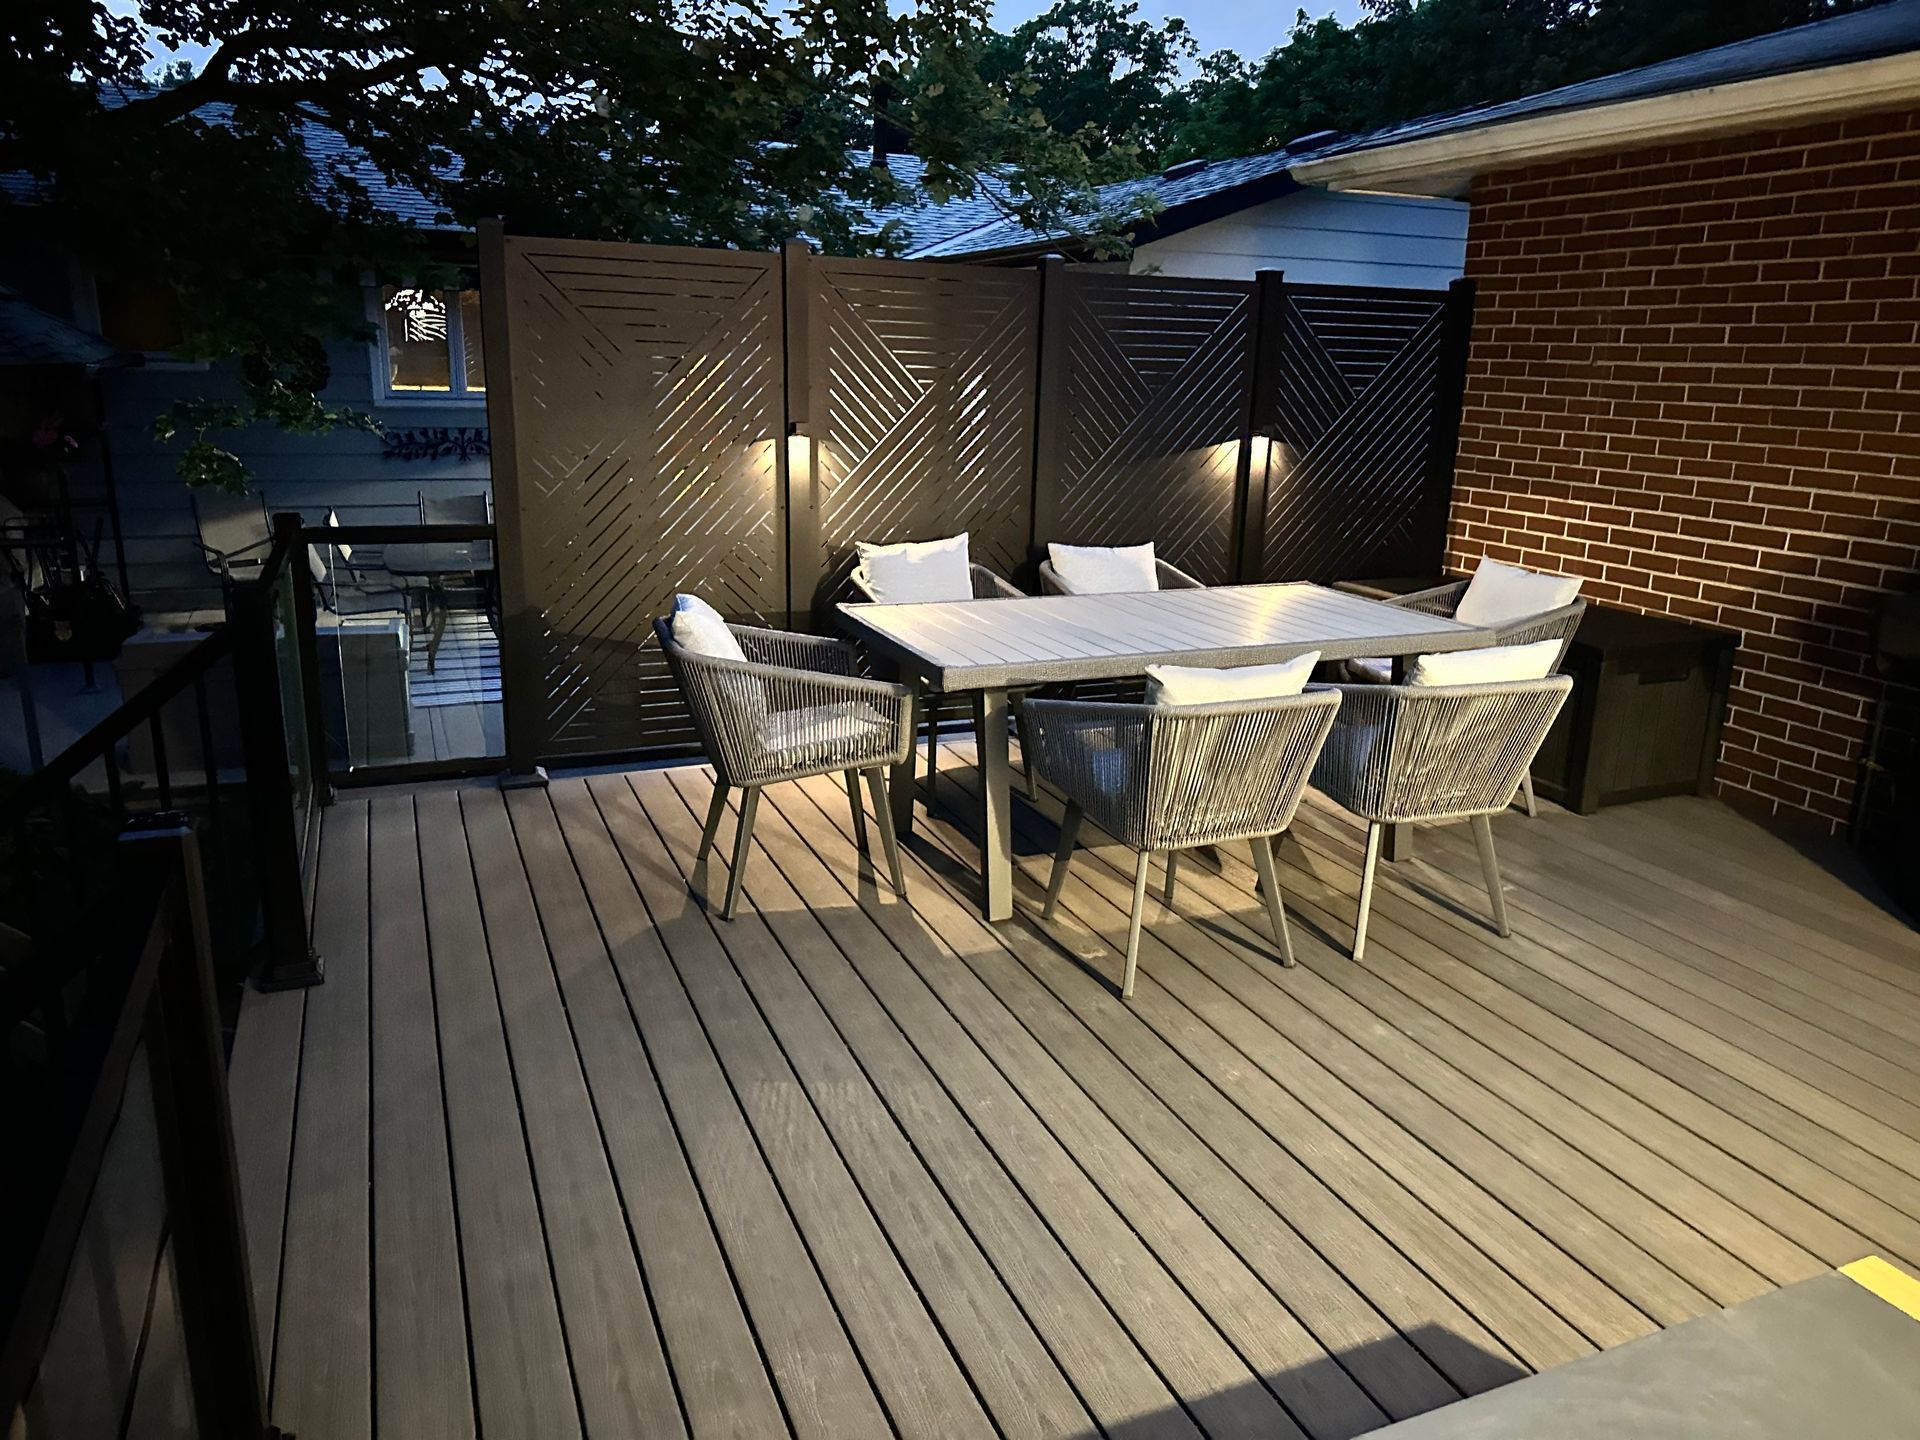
[227,559,323,991]
[1422,276,1478,575]
[1233,268,1285,583]
[123,814,281,1440]
[1028,254,1069,581]
[278,514,332,797]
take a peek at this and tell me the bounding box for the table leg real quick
[975,687,1013,922]
[889,681,922,841]
[1386,653,1413,862]
[425,581,449,674]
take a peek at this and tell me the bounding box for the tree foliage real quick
[0,0,1138,486]
[1164,0,1891,162]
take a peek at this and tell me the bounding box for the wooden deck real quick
[228,749,1920,1440]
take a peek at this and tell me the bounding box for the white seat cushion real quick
[1048,542,1158,594]
[756,700,893,769]
[1406,638,1563,687]
[1344,656,1393,685]
[1453,557,1581,628]
[671,593,745,662]
[854,533,972,603]
[1146,653,1319,707]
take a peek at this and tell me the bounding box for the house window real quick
[378,285,485,400]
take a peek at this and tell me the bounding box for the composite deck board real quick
[558,777,895,1440]
[524,783,794,1440]
[763,772,1532,1406]
[538,781,982,1439]
[1448,814,1920,1082]
[679,769,1403,1438]
[457,788,686,1437]
[365,794,475,1439]
[1282,804,1920,1271]
[613,775,1097,1439]
[415,789,580,1440]
[271,797,373,1438]
[241,765,1920,1440]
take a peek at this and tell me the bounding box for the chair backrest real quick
[1024,690,1341,851]
[1313,677,1573,824]
[192,489,270,575]
[851,561,1021,603]
[419,491,491,526]
[1488,596,1586,672]
[1037,558,1204,595]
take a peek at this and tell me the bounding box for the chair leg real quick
[1250,834,1295,967]
[926,713,940,799]
[722,787,761,921]
[844,769,869,857]
[1044,801,1084,919]
[1123,851,1152,1000]
[1353,821,1384,962]
[862,768,907,899]
[1014,703,1037,800]
[1471,814,1511,937]
[1520,772,1538,818]
[1162,850,1179,907]
[697,780,730,862]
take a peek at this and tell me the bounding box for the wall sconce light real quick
[786,420,812,488]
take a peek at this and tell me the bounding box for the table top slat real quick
[838,583,1492,690]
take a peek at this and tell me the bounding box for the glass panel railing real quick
[312,525,503,774]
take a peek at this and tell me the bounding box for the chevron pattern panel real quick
[1258,284,1454,584]
[1043,272,1253,585]
[497,238,784,758]
[808,259,1038,605]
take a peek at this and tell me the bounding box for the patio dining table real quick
[384,539,498,673]
[838,581,1497,921]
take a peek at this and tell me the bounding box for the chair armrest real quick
[1489,597,1587,669]
[729,624,859,676]
[1154,560,1206,590]
[970,564,1025,599]
[1385,580,1468,617]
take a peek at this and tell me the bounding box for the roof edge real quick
[1289,48,1920,198]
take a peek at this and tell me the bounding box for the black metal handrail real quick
[0,820,275,1437]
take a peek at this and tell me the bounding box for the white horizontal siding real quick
[79,330,490,614]
[1132,188,1468,288]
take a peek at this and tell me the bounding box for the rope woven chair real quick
[1024,689,1342,999]
[1349,582,1586,817]
[849,561,1037,798]
[1310,676,1573,962]
[655,616,914,919]
[1037,557,1205,594]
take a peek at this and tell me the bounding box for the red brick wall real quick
[1451,107,1920,833]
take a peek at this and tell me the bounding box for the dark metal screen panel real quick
[804,259,1038,608]
[1256,282,1465,584]
[1037,271,1253,585]
[484,234,785,762]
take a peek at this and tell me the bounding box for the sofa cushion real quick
[671,593,745,662]
[1453,557,1581,628]
[1145,653,1319,707]
[1407,638,1562,687]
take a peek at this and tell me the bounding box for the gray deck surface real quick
[230,744,1920,1440]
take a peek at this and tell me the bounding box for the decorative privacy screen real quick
[483,235,786,761]
[1037,271,1254,586]
[482,225,1472,768]
[1254,283,1468,584]
[803,258,1038,609]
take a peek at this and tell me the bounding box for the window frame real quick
[367,282,487,408]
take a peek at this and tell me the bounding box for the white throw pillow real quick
[854,533,972,603]
[1146,652,1320,707]
[1406,638,1562,687]
[1453,557,1581,628]
[1048,542,1159,594]
[670,593,745,662]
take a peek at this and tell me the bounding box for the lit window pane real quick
[383,285,451,391]
[460,289,485,392]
